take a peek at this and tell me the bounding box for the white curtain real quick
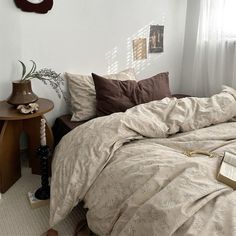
[192,0,236,97]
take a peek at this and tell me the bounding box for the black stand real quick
[35,145,51,200]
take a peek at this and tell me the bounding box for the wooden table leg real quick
[0,120,22,193]
[23,116,54,175]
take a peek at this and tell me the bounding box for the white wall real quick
[0,0,187,123]
[0,1,22,99]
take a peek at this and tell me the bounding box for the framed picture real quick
[149,25,164,53]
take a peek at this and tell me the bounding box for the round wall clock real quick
[14,0,53,14]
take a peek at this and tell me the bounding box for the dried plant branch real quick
[19,60,66,101]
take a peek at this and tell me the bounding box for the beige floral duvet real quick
[50,86,236,235]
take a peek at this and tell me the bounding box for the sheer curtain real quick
[192,0,236,96]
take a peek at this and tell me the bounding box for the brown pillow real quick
[65,68,136,121]
[92,72,171,116]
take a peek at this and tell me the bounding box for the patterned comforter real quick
[50,86,236,235]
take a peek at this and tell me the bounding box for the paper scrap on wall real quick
[132,38,147,60]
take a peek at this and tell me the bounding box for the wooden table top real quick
[0,98,54,120]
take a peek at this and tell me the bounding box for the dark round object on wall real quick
[14,0,53,14]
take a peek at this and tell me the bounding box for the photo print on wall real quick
[149,25,164,53]
[132,38,147,60]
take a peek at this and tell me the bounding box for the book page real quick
[224,152,236,167]
[220,162,236,181]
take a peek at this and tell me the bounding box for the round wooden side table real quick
[0,98,54,193]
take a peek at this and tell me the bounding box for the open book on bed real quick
[217,152,236,189]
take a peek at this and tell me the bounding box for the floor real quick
[0,163,86,236]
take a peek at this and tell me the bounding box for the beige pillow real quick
[65,68,136,121]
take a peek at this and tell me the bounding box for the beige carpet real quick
[0,167,87,236]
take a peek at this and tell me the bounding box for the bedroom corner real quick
[2,0,236,236]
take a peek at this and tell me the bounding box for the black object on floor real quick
[35,145,51,200]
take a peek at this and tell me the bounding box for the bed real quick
[52,94,189,146]
[49,85,236,236]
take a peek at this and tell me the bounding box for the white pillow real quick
[65,68,136,121]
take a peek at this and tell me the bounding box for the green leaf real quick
[24,60,37,79]
[18,60,26,80]
[30,60,37,73]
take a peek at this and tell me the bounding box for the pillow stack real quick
[65,69,172,121]
[65,68,136,121]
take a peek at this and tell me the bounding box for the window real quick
[222,0,236,38]
[201,0,236,41]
